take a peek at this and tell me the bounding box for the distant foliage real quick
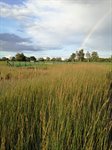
[30,56,36,62]
[91,51,99,61]
[86,51,91,62]
[0,49,111,62]
[69,53,76,62]
[77,49,85,61]
[15,53,26,61]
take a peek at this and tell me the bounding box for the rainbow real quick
[81,9,112,49]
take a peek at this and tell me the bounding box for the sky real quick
[0,0,112,58]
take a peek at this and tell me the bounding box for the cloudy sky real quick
[0,0,112,58]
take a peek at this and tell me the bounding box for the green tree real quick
[15,53,26,61]
[69,53,76,62]
[78,49,85,61]
[86,51,91,62]
[46,57,50,61]
[11,57,16,61]
[51,58,56,61]
[26,57,30,62]
[30,56,36,62]
[55,57,62,62]
[110,55,112,62]
[91,51,99,62]
[75,51,79,60]
[38,57,45,61]
[1,57,9,61]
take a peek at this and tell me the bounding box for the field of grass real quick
[0,62,112,150]
[6,61,64,67]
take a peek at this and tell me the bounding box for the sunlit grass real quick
[0,63,111,150]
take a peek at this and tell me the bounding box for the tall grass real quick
[0,63,112,150]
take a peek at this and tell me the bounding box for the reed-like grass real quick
[0,63,112,150]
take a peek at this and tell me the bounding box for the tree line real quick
[0,49,112,62]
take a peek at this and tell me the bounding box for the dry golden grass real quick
[0,63,112,150]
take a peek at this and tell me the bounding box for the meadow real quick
[0,62,112,150]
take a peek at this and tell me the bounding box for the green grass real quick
[6,61,50,67]
[0,63,112,150]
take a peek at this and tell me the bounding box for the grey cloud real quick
[0,33,30,43]
[83,30,112,51]
[0,33,62,52]
[0,0,111,56]
[0,33,38,52]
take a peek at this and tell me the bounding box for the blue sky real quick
[0,0,25,5]
[0,0,112,58]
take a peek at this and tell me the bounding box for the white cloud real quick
[0,0,112,55]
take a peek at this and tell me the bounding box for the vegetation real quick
[0,62,112,150]
[0,50,112,63]
[69,53,76,62]
[77,49,85,62]
[15,53,26,61]
[91,51,99,62]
